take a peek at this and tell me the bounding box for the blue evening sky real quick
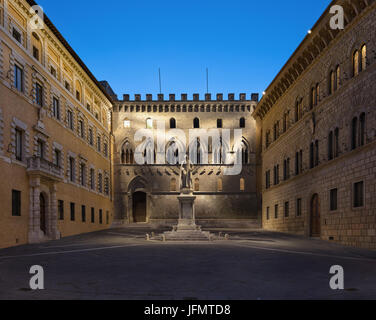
[36,0,331,100]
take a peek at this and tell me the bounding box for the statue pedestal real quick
[162,192,212,241]
[177,194,196,230]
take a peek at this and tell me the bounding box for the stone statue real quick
[180,155,193,191]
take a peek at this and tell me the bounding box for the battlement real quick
[119,93,259,103]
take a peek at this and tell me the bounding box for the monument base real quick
[154,192,213,241]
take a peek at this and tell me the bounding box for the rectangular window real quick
[104,177,109,196]
[89,128,93,146]
[81,205,86,222]
[15,129,23,161]
[99,209,103,224]
[266,207,270,220]
[90,169,95,190]
[353,181,364,208]
[70,202,75,221]
[315,140,319,167]
[65,81,71,92]
[37,140,45,159]
[58,200,64,220]
[330,188,338,211]
[80,163,86,187]
[67,110,74,130]
[50,66,57,78]
[284,201,289,218]
[296,198,302,217]
[12,28,21,43]
[79,120,84,138]
[274,165,279,185]
[97,136,101,152]
[104,143,108,157]
[106,211,109,225]
[53,97,60,120]
[217,119,223,128]
[284,159,290,180]
[274,204,278,219]
[12,190,21,216]
[33,46,39,61]
[69,157,75,182]
[36,83,43,106]
[91,207,95,223]
[98,173,103,193]
[54,149,61,167]
[265,171,269,189]
[14,65,23,92]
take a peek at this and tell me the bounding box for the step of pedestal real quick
[162,230,212,241]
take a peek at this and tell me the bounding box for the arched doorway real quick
[40,194,46,234]
[310,194,321,237]
[133,192,147,223]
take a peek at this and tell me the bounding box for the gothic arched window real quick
[193,118,200,129]
[353,50,360,77]
[361,45,367,72]
[170,118,176,129]
[240,117,246,128]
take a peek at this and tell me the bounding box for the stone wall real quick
[254,1,376,249]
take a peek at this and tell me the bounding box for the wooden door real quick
[133,192,146,223]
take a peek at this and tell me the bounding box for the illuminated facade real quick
[111,93,261,227]
[0,0,113,248]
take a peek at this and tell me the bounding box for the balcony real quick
[27,156,63,181]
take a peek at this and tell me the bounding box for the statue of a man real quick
[180,155,193,190]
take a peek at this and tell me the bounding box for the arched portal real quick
[132,191,147,223]
[310,194,321,237]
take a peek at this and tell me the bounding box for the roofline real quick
[26,0,114,104]
[258,0,336,105]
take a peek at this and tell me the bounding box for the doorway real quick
[40,193,46,234]
[310,194,321,237]
[133,192,147,223]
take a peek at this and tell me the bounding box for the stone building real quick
[253,0,376,248]
[0,0,113,248]
[112,93,261,227]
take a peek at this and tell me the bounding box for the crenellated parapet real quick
[119,93,259,103]
[113,93,259,113]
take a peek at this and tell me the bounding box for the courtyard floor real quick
[0,226,375,300]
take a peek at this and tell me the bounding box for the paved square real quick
[0,227,375,300]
